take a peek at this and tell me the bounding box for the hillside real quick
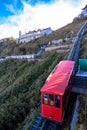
[0,18,87,130]
[0,18,86,57]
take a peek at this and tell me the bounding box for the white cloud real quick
[0,0,87,39]
[5,4,16,14]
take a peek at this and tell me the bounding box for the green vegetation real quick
[80,32,87,58]
[75,30,87,130]
[0,52,63,129]
[75,94,87,130]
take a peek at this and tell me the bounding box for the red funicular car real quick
[41,60,75,124]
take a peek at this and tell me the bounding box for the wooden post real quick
[85,103,87,130]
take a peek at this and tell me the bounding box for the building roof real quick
[82,5,87,10]
[41,60,75,95]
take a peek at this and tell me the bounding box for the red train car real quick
[41,60,75,124]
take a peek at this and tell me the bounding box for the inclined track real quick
[30,22,87,130]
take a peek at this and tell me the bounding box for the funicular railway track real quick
[30,22,87,130]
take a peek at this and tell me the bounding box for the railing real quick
[0,44,46,61]
[67,22,87,61]
[22,110,36,130]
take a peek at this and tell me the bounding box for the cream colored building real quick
[16,27,52,44]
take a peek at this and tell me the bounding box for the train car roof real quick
[41,60,75,96]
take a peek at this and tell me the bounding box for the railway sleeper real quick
[30,115,44,130]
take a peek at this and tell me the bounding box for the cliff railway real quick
[22,22,87,130]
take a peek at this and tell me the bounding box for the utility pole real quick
[19,30,22,37]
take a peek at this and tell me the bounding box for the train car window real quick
[49,94,54,106]
[43,93,48,105]
[63,94,66,107]
[63,89,68,107]
[55,96,60,108]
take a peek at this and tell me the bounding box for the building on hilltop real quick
[0,39,4,43]
[16,27,53,44]
[82,4,87,10]
[78,4,87,18]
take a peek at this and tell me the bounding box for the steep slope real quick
[0,53,64,129]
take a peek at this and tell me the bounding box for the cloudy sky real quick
[0,0,87,39]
